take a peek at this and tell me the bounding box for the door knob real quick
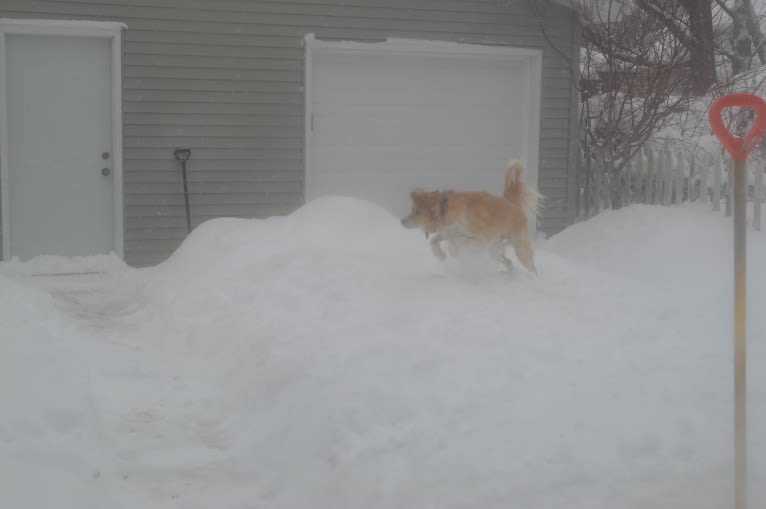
[101,167,111,176]
[102,152,110,160]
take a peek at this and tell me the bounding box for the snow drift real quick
[0,275,114,508]
[1,197,764,508]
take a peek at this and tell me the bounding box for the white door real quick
[3,34,114,260]
[307,39,542,222]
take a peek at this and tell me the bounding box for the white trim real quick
[0,31,9,261]
[0,18,126,37]
[111,27,124,258]
[304,34,543,59]
[0,18,126,260]
[528,47,543,235]
[303,34,544,227]
[303,36,314,203]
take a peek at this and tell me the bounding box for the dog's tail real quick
[503,159,543,218]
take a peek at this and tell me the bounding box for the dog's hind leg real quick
[509,232,537,273]
[489,240,514,271]
[430,233,447,261]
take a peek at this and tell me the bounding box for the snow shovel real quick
[173,148,192,233]
[709,92,766,509]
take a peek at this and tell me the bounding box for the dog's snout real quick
[401,215,418,229]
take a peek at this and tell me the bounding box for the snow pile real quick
[0,252,128,276]
[0,274,113,509]
[139,197,437,358]
[1,197,765,508]
[545,204,738,281]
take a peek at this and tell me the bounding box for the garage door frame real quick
[303,33,543,209]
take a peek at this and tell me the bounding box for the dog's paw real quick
[431,247,447,261]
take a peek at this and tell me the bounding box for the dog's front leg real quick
[429,233,447,261]
[446,235,470,257]
[489,240,514,271]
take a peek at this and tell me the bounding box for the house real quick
[0,0,581,267]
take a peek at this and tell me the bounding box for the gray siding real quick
[1,0,579,266]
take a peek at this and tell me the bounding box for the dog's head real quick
[401,190,448,233]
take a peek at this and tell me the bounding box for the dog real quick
[400,160,541,272]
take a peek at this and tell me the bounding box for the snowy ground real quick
[1,197,765,509]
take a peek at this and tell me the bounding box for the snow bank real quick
[544,204,740,281]
[2,198,765,508]
[149,196,430,281]
[123,198,762,507]
[0,252,128,276]
[139,197,438,355]
[0,275,113,508]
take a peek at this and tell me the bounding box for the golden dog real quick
[401,160,541,272]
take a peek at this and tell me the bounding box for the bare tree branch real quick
[579,0,696,208]
[635,0,693,46]
[715,0,736,19]
[742,0,766,64]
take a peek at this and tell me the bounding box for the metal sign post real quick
[709,93,766,509]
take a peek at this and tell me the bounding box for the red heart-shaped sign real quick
[709,93,766,161]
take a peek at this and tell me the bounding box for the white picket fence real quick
[578,142,766,230]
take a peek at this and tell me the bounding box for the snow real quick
[0,275,113,508]
[1,197,765,508]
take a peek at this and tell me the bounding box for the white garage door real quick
[306,37,542,221]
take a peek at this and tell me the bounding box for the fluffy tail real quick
[503,159,543,218]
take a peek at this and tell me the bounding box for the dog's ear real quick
[439,194,448,220]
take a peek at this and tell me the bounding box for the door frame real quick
[0,18,126,260]
[303,34,543,206]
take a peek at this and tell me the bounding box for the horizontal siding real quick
[124,113,304,127]
[123,102,304,115]
[126,160,303,172]
[124,125,303,138]
[123,148,304,160]
[2,0,578,266]
[1,1,571,31]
